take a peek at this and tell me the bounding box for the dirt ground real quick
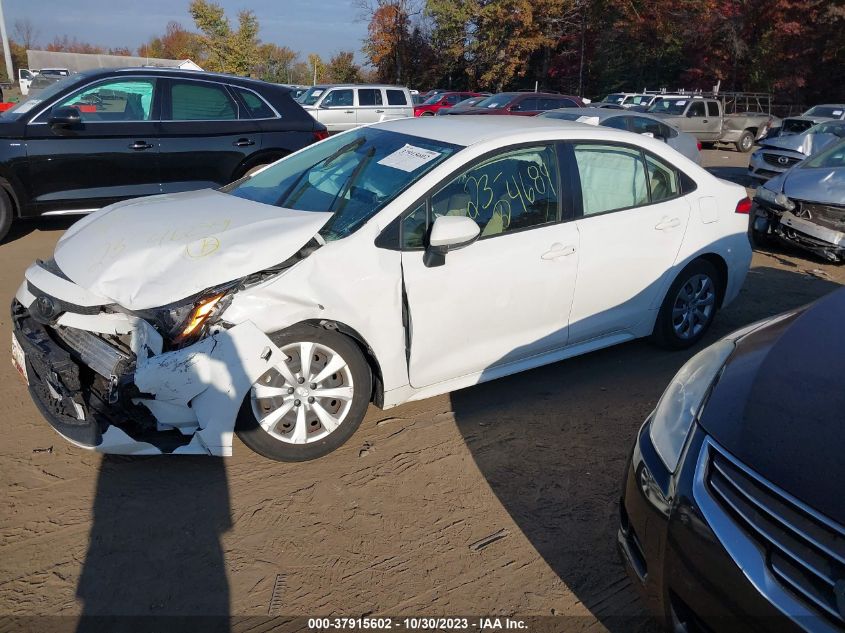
[1,148,843,632]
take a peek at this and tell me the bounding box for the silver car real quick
[540,107,702,163]
[778,104,845,136]
[749,120,845,180]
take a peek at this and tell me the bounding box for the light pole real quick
[0,0,13,85]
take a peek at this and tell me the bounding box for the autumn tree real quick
[325,51,362,83]
[189,0,260,74]
[361,0,420,83]
[138,21,205,61]
[255,43,299,83]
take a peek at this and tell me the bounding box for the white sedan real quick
[12,117,752,461]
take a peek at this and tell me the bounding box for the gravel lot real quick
[1,148,843,632]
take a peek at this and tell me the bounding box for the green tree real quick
[189,0,260,74]
[325,51,362,83]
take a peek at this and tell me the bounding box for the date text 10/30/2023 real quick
[307,617,529,630]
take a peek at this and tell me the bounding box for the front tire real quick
[651,260,721,349]
[235,325,372,461]
[0,188,13,243]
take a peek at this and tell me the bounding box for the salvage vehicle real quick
[12,116,752,461]
[439,92,584,116]
[0,67,327,243]
[647,96,774,152]
[298,84,414,133]
[540,107,702,163]
[603,93,659,109]
[751,139,845,262]
[778,104,845,136]
[749,120,845,180]
[414,91,484,117]
[434,95,488,115]
[620,287,845,632]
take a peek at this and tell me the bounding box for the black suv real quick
[0,67,328,241]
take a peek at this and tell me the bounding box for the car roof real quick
[543,107,662,121]
[71,67,288,91]
[374,115,611,146]
[309,83,408,89]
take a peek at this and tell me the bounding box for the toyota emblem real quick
[777,156,789,165]
[35,295,58,320]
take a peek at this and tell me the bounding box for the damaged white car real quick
[12,117,753,461]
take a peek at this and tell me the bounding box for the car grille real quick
[704,441,845,627]
[762,152,802,168]
[794,200,845,231]
[53,326,133,380]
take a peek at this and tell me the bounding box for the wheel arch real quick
[687,252,728,308]
[289,318,386,408]
[0,175,22,218]
[233,149,289,180]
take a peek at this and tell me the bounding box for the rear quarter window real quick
[234,87,276,119]
[386,89,408,106]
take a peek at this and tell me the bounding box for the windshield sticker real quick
[576,116,600,125]
[834,110,843,116]
[378,144,442,172]
[312,89,324,97]
[675,100,687,106]
[13,99,42,113]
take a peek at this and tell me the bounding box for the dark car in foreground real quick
[0,67,327,242]
[752,139,845,262]
[439,91,584,116]
[620,288,845,632]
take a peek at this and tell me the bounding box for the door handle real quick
[655,216,681,231]
[703,119,709,123]
[541,244,577,260]
[344,110,354,114]
[233,138,255,147]
[128,141,154,150]
[376,109,385,113]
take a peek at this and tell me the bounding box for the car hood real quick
[760,132,839,156]
[778,165,845,204]
[698,288,845,524]
[53,189,332,311]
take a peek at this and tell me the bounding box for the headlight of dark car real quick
[649,340,735,472]
[755,185,795,211]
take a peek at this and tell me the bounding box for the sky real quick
[4,0,371,62]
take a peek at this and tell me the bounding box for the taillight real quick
[313,129,329,142]
[735,197,752,214]
[697,142,703,151]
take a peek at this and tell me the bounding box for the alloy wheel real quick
[672,274,716,340]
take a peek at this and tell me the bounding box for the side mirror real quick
[423,215,481,268]
[48,106,82,130]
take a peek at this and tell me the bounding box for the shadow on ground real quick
[2,217,78,244]
[450,265,841,633]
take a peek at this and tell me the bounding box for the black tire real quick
[235,324,372,462]
[735,130,755,153]
[651,259,722,350]
[700,142,716,150]
[0,188,13,243]
[421,111,435,116]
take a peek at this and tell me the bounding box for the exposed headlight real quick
[649,340,735,472]
[755,186,795,211]
[139,287,234,347]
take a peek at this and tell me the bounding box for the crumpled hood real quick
[781,166,845,205]
[760,132,839,156]
[53,189,332,311]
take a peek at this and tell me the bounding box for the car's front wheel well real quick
[234,151,289,180]
[0,177,21,217]
[694,253,728,307]
[297,319,385,407]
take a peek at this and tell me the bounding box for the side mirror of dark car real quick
[48,106,82,130]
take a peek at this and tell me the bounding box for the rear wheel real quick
[0,188,13,243]
[651,260,721,349]
[421,111,435,116]
[735,130,755,153]
[235,325,372,461]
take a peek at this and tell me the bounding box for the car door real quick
[400,143,580,388]
[24,76,161,212]
[356,87,385,125]
[510,97,539,116]
[157,78,262,192]
[685,101,708,138]
[567,142,691,343]
[703,101,722,141]
[317,88,356,131]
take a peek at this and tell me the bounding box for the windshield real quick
[804,105,845,118]
[299,86,327,106]
[475,93,515,109]
[810,122,845,136]
[627,94,652,106]
[605,93,625,104]
[1,75,78,120]
[422,93,444,105]
[802,140,845,169]
[226,128,462,241]
[647,99,688,115]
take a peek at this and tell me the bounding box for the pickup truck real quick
[647,97,775,152]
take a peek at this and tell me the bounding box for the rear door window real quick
[169,80,238,120]
[386,89,407,106]
[573,144,649,215]
[548,98,577,109]
[358,88,383,106]
[706,102,720,117]
[518,98,539,111]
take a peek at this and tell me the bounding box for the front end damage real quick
[753,197,845,262]
[12,262,292,456]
